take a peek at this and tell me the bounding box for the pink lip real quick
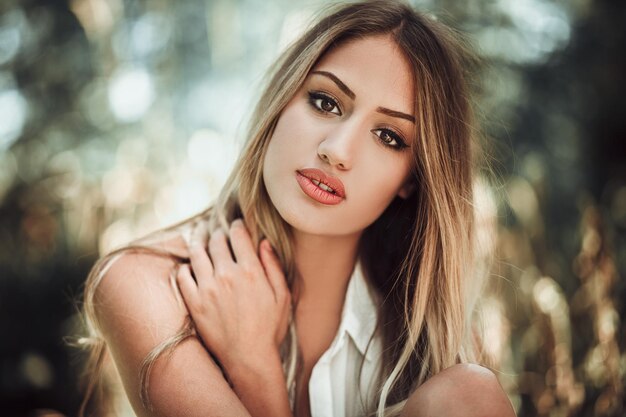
[296,168,346,205]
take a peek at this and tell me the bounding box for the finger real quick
[208,228,234,276]
[259,240,289,301]
[176,263,200,308]
[229,219,263,272]
[188,243,214,288]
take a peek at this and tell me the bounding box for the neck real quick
[291,228,362,311]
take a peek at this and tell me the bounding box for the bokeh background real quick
[0,0,624,416]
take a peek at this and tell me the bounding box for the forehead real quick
[310,35,415,112]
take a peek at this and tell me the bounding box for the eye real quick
[308,91,342,116]
[372,128,409,151]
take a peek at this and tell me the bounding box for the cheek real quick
[360,152,412,200]
[331,191,399,235]
[262,103,311,191]
[357,180,402,218]
[265,104,320,165]
[336,160,411,231]
[263,115,296,174]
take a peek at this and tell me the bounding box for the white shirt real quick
[303,261,383,417]
[179,227,383,416]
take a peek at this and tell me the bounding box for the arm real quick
[176,220,293,417]
[400,364,516,417]
[222,346,293,417]
[93,249,252,417]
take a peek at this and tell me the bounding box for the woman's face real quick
[263,35,415,237]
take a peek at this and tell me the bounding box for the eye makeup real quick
[371,128,410,151]
[305,87,412,152]
[307,91,342,116]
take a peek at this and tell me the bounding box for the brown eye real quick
[307,91,342,115]
[371,128,409,151]
[380,131,394,144]
[320,98,335,112]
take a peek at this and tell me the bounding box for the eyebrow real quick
[311,70,355,99]
[376,107,415,123]
[310,70,415,124]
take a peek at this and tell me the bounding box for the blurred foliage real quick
[0,0,624,416]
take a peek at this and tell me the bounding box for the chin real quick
[283,206,368,238]
[264,176,369,237]
[277,204,329,235]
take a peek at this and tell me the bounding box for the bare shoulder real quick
[94,231,202,328]
[94,235,189,335]
[401,364,516,417]
[93,234,250,417]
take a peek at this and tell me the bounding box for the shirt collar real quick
[333,260,381,361]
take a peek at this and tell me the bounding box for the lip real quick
[296,168,346,205]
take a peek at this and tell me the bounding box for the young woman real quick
[79,1,516,416]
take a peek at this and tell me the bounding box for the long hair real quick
[78,1,488,416]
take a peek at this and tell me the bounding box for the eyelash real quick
[372,128,409,151]
[308,91,342,115]
[307,91,410,151]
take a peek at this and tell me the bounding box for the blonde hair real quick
[78,1,488,416]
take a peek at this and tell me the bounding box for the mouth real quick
[295,169,346,205]
[309,178,337,193]
[296,168,346,198]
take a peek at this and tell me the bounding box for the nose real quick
[317,120,362,170]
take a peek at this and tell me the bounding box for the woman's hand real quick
[176,219,292,372]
